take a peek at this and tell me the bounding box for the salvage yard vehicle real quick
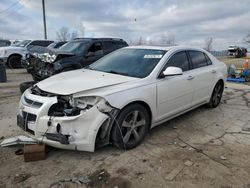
[0,39,11,47]
[0,39,54,68]
[22,38,128,81]
[227,45,247,58]
[17,46,227,152]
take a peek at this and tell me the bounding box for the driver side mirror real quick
[160,66,183,78]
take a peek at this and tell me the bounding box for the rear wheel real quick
[7,55,22,69]
[207,81,224,108]
[112,104,150,150]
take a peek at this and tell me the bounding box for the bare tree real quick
[204,37,213,51]
[70,30,79,40]
[77,22,85,37]
[137,36,144,45]
[56,27,70,42]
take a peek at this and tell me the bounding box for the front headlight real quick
[70,96,98,109]
[35,53,56,63]
[69,96,114,113]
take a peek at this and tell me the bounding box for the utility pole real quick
[42,0,47,39]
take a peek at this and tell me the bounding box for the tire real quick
[245,77,250,82]
[111,104,150,150]
[207,81,224,108]
[19,81,36,93]
[7,55,22,69]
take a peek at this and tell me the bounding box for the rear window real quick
[204,54,212,65]
[188,51,207,69]
[102,41,116,52]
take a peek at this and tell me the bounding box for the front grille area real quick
[24,96,43,108]
[22,111,37,122]
[17,113,36,135]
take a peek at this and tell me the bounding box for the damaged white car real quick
[17,46,227,152]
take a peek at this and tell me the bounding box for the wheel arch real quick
[94,100,153,149]
[216,79,224,90]
[7,53,22,62]
[120,100,153,129]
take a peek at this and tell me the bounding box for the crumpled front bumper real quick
[17,89,110,152]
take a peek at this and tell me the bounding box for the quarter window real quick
[204,53,212,65]
[88,42,103,55]
[188,51,207,69]
[164,51,189,71]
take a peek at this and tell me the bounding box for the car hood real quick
[37,69,138,95]
[28,46,74,56]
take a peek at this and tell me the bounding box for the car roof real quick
[72,38,126,42]
[125,45,206,52]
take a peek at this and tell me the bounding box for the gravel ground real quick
[1,69,250,188]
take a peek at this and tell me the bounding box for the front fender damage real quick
[94,99,120,149]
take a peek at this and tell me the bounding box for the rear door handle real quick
[211,69,216,73]
[187,75,194,80]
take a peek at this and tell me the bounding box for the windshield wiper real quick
[108,70,128,76]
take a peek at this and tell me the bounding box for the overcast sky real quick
[0,0,249,50]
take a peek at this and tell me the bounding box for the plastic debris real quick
[184,160,193,167]
[0,135,37,147]
[220,155,227,160]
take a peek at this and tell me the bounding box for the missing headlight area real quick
[46,94,117,117]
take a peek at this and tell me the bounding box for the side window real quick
[102,41,115,52]
[28,40,53,47]
[164,51,189,72]
[116,41,127,48]
[188,51,207,69]
[204,53,212,65]
[88,42,103,55]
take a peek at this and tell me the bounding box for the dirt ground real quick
[1,69,250,188]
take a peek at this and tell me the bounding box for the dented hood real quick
[37,69,137,95]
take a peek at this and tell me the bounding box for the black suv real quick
[24,38,128,81]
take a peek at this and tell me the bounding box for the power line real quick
[0,0,22,14]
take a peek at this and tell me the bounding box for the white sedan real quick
[17,46,227,152]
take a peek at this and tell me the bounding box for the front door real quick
[156,51,194,122]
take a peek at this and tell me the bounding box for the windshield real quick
[13,40,31,47]
[59,41,88,55]
[88,48,166,78]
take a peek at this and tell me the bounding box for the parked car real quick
[23,38,128,81]
[0,39,54,68]
[227,45,247,58]
[17,46,227,152]
[0,39,11,47]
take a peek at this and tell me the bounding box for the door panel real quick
[156,51,194,121]
[156,73,194,121]
[187,51,216,105]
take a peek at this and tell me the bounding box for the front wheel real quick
[207,81,224,108]
[111,104,150,150]
[7,55,22,68]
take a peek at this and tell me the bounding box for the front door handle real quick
[211,69,217,73]
[187,75,194,80]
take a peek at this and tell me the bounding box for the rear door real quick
[156,51,194,121]
[84,42,104,66]
[187,50,216,105]
[102,41,116,55]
